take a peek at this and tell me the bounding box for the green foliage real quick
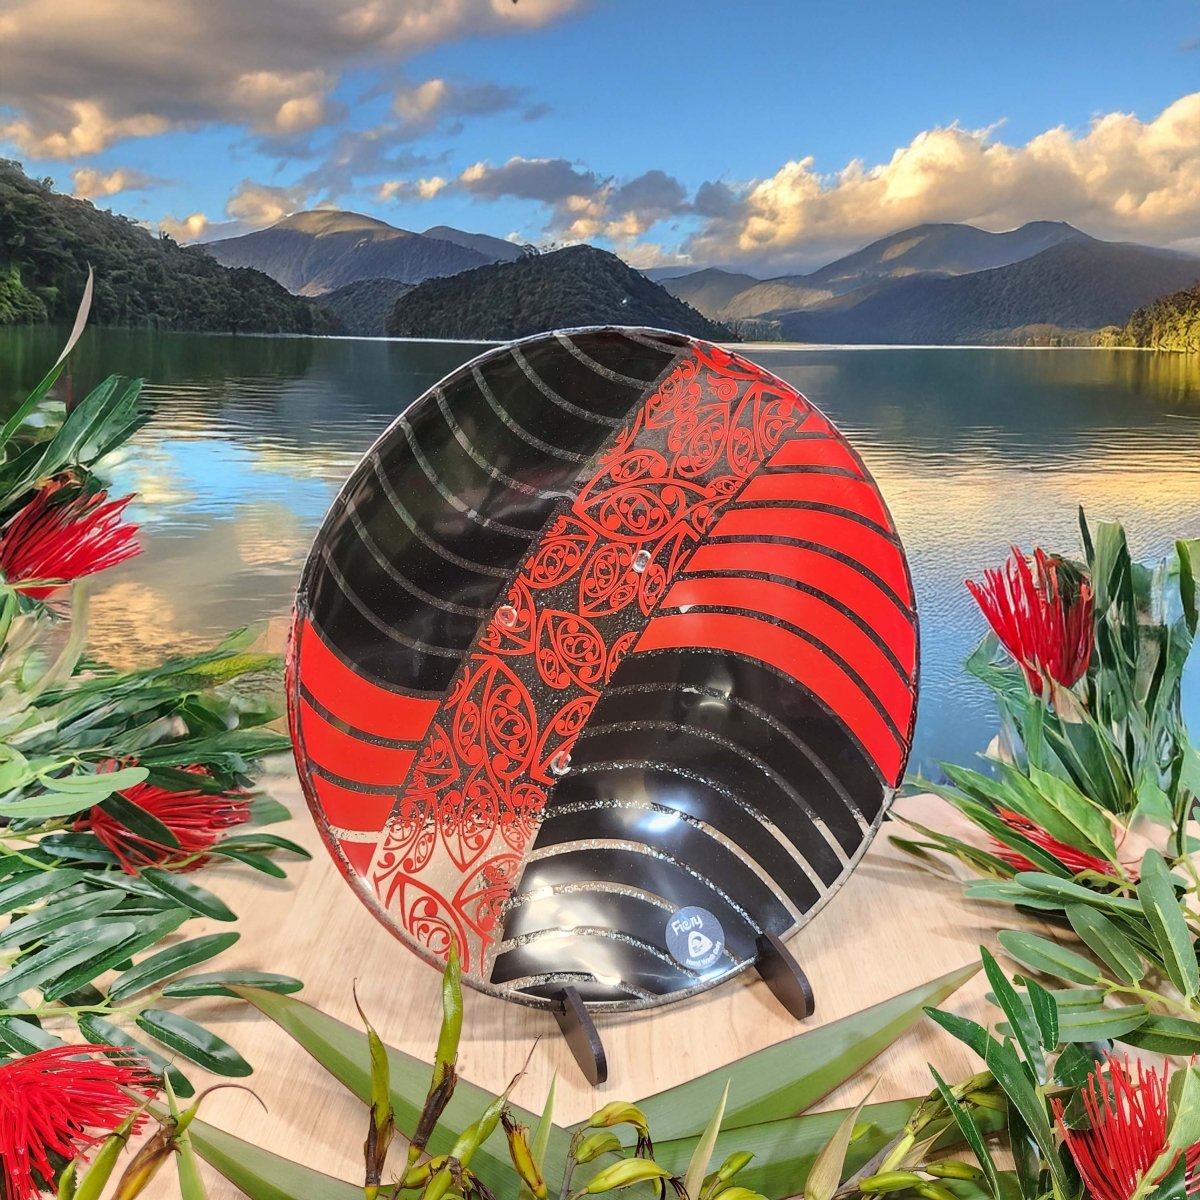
[385,245,734,341]
[1112,281,1200,352]
[0,326,306,1103]
[182,962,983,1200]
[314,277,413,337]
[0,160,340,333]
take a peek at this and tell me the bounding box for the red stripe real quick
[296,618,437,741]
[339,839,376,875]
[308,772,396,833]
[737,472,891,526]
[708,507,913,604]
[683,541,915,672]
[298,698,417,787]
[767,437,864,475]
[635,611,904,782]
[662,575,914,730]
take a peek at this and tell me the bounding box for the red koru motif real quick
[369,343,810,971]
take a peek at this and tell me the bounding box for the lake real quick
[2,325,1198,776]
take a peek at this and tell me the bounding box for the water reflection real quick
[2,328,1197,773]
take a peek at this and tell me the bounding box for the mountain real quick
[422,225,530,262]
[1106,280,1200,351]
[314,277,413,337]
[662,221,1094,320]
[386,245,733,341]
[0,160,334,333]
[204,210,493,295]
[661,268,763,319]
[776,241,1200,344]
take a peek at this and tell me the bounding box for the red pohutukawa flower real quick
[0,479,140,599]
[966,546,1094,696]
[79,764,250,874]
[1054,1053,1200,1200]
[0,1044,156,1200]
[992,807,1126,879]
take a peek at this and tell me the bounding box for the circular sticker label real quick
[665,906,725,971]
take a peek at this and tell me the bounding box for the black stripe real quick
[653,602,908,745]
[301,609,446,700]
[611,648,889,801]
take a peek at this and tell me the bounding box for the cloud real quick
[159,212,209,242]
[72,165,162,199]
[0,0,581,158]
[392,77,527,136]
[685,92,1200,270]
[453,156,690,243]
[377,175,448,201]
[225,179,318,226]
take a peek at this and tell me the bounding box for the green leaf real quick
[1177,541,1197,637]
[243,796,291,827]
[929,1067,1004,1200]
[1024,980,1058,1050]
[531,1074,556,1174]
[1120,1016,1200,1055]
[1167,1066,1200,1150]
[686,1080,730,1200]
[652,1100,1006,1200]
[804,1084,870,1200]
[168,1114,374,1200]
[78,1012,194,1097]
[997,930,1104,986]
[210,833,310,859]
[0,922,134,1001]
[97,790,180,850]
[0,1016,67,1054]
[982,1038,1068,1198]
[34,834,121,866]
[639,962,981,1138]
[135,1009,252,1077]
[0,791,104,821]
[161,971,303,999]
[108,932,241,1000]
[142,868,236,922]
[980,947,1044,1079]
[1066,905,1144,985]
[1026,767,1119,862]
[0,869,87,914]
[41,766,149,796]
[1136,851,1199,999]
[1053,1004,1148,1043]
[1010,873,1143,916]
[925,1008,990,1059]
[230,986,561,1198]
[42,908,191,1000]
[208,847,286,878]
[0,890,125,948]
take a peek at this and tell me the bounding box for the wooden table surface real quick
[134,770,1022,1199]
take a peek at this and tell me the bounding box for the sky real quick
[1,0,1199,274]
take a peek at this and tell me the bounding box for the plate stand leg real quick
[551,986,608,1087]
[754,931,815,1020]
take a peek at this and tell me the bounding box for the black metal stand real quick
[754,931,815,1020]
[551,986,607,1086]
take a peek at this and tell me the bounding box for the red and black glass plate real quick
[287,327,919,1012]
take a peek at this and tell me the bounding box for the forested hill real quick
[0,161,336,333]
[1108,282,1200,351]
[386,245,733,341]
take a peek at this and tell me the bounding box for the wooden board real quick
[134,771,1027,1198]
